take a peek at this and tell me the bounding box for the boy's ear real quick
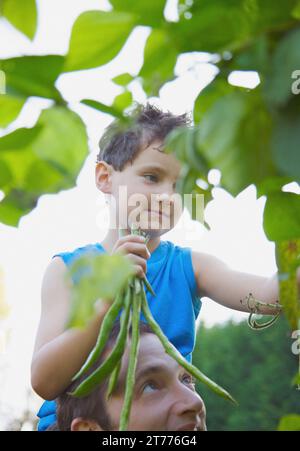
[71,417,103,431]
[95,161,112,194]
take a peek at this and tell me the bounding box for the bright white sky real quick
[0,0,296,430]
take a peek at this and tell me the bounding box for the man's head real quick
[95,103,191,237]
[49,321,206,431]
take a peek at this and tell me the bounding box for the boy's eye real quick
[143,174,158,183]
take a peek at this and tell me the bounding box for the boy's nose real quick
[153,194,174,216]
[155,193,174,205]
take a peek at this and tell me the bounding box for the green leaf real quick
[271,98,300,181]
[66,253,135,329]
[292,0,300,18]
[172,0,251,54]
[232,35,269,73]
[0,68,4,94]
[112,73,134,87]
[275,239,300,330]
[264,192,300,242]
[278,415,300,431]
[0,189,37,226]
[0,126,42,151]
[194,77,232,124]
[1,0,37,40]
[172,0,298,54]
[256,176,296,198]
[165,126,210,174]
[0,159,13,186]
[81,99,128,121]
[0,107,88,226]
[292,372,300,387]
[64,10,136,72]
[110,0,166,27]
[264,28,300,107]
[194,86,277,196]
[23,159,67,194]
[165,128,213,224]
[112,90,132,111]
[30,106,89,177]
[139,28,177,96]
[0,55,65,101]
[0,95,25,128]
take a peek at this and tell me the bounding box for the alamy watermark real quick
[291,330,300,390]
[96,186,205,239]
[291,329,300,356]
[291,70,300,95]
[0,70,6,94]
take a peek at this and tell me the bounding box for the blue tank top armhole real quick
[52,243,104,264]
[181,247,202,318]
[51,244,105,284]
[51,252,69,266]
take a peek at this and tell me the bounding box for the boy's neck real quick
[100,228,161,255]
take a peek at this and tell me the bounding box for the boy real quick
[32,103,281,431]
[45,320,207,431]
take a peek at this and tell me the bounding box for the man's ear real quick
[95,161,112,194]
[71,417,103,431]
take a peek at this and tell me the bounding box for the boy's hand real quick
[111,234,151,279]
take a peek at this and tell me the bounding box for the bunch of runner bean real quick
[69,224,235,431]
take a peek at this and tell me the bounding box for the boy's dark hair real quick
[46,320,153,431]
[97,102,192,171]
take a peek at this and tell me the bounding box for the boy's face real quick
[71,333,206,431]
[96,140,183,237]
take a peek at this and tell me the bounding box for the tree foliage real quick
[192,318,299,430]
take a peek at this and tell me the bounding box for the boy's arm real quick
[191,251,286,315]
[31,235,149,401]
[31,257,110,401]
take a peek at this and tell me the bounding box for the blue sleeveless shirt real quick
[36,240,202,431]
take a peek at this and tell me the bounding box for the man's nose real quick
[173,382,205,417]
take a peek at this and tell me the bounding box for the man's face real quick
[72,334,206,431]
[99,140,183,237]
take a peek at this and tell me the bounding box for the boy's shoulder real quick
[51,242,106,285]
[52,242,104,266]
[162,245,221,299]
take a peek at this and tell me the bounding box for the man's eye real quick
[142,381,158,394]
[143,174,158,183]
[183,374,196,388]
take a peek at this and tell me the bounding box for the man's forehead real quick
[136,354,179,374]
[115,334,181,392]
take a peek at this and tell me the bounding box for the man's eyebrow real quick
[116,363,172,393]
[135,363,171,383]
